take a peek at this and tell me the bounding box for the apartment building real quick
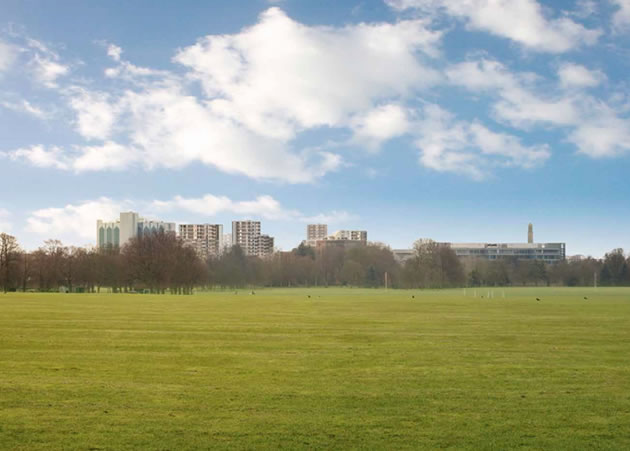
[179,224,223,259]
[97,212,176,249]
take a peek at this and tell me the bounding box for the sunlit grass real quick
[1,287,629,449]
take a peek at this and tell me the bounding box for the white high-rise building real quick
[97,212,176,249]
[231,220,274,257]
[307,224,328,245]
[179,224,223,259]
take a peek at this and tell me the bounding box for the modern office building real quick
[306,224,328,246]
[97,212,176,249]
[441,225,565,262]
[179,224,223,259]
[445,242,566,262]
[231,220,274,257]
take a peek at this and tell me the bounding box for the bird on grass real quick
[584,296,588,300]
[307,295,311,298]
[536,297,541,301]
[412,295,415,299]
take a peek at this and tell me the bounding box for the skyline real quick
[1,0,630,257]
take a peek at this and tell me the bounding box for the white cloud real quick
[3,145,70,170]
[152,194,297,219]
[30,54,69,88]
[447,57,630,159]
[71,141,139,171]
[0,208,12,233]
[0,40,17,73]
[351,104,410,150]
[568,106,630,157]
[386,0,601,52]
[447,59,580,127]
[151,193,356,223]
[119,83,341,182]
[68,88,119,140]
[414,104,550,179]
[557,63,605,88]
[611,0,630,31]
[0,99,47,118]
[174,7,441,140]
[106,43,122,61]
[27,197,125,242]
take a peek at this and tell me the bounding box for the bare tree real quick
[0,233,20,292]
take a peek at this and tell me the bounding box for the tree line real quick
[1,232,629,293]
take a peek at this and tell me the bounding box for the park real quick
[1,287,629,449]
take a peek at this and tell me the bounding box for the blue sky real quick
[1,0,630,257]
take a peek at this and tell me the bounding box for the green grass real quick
[1,287,629,450]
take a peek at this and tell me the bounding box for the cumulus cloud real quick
[27,197,126,242]
[151,193,356,223]
[447,59,580,127]
[351,104,410,150]
[447,58,630,158]
[0,40,17,73]
[106,43,122,61]
[68,88,119,140]
[557,63,605,88]
[0,99,48,118]
[386,0,601,52]
[611,0,630,31]
[414,104,550,179]
[30,54,69,87]
[174,7,441,140]
[3,145,70,170]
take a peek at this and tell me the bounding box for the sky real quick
[1,0,630,257]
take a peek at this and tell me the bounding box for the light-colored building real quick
[232,220,274,257]
[329,230,367,242]
[232,220,261,256]
[179,224,223,259]
[222,233,232,253]
[306,224,328,246]
[97,212,176,249]
[441,224,565,263]
[255,234,275,258]
[444,242,566,262]
[392,249,415,264]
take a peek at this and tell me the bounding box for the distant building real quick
[441,224,565,262]
[306,224,328,246]
[97,212,176,249]
[179,224,223,259]
[222,233,232,253]
[315,238,366,250]
[392,249,415,264]
[444,242,566,262]
[330,230,367,242]
[256,234,275,257]
[312,228,368,250]
[232,220,274,257]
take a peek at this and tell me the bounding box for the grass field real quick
[1,287,629,450]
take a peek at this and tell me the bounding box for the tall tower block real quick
[528,223,534,244]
